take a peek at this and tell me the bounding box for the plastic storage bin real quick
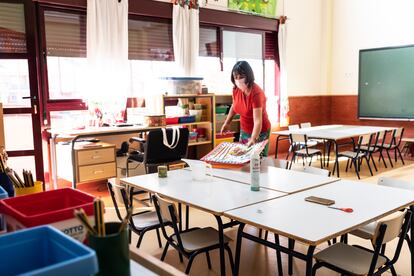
[14,181,43,196]
[0,225,98,276]
[161,77,203,95]
[179,115,196,124]
[0,188,94,242]
[0,186,7,200]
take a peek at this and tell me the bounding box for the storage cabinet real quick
[162,94,215,158]
[214,95,240,142]
[74,143,116,183]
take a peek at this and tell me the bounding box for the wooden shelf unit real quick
[214,94,240,142]
[162,94,215,158]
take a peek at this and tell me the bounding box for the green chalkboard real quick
[358,45,414,119]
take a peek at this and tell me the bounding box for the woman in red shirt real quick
[221,61,271,155]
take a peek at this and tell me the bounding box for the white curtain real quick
[86,0,129,106]
[172,3,199,76]
[278,19,289,127]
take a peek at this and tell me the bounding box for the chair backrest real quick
[152,194,183,248]
[375,131,386,147]
[355,133,373,154]
[378,177,414,192]
[288,124,299,130]
[292,165,330,176]
[372,210,407,245]
[144,128,189,164]
[290,133,306,143]
[367,210,412,274]
[300,122,311,128]
[107,181,129,222]
[392,127,404,147]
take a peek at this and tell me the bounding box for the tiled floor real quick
[105,155,414,275]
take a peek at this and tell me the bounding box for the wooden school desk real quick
[225,180,414,276]
[48,125,160,189]
[121,169,286,276]
[272,124,397,176]
[211,165,339,194]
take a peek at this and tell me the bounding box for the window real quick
[0,2,26,54]
[0,3,30,108]
[44,10,87,100]
[128,18,175,97]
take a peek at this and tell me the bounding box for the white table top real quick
[121,169,286,215]
[272,125,396,140]
[48,125,159,137]
[212,166,339,194]
[225,180,414,245]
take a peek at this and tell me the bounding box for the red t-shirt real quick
[232,83,271,134]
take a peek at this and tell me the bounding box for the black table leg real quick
[215,215,227,276]
[234,223,246,276]
[305,246,316,276]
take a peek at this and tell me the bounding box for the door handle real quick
[22,96,37,100]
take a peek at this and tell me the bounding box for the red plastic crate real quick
[166,117,180,124]
[0,188,94,241]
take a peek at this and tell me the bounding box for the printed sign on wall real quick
[228,0,277,18]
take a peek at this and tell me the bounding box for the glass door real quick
[0,1,44,182]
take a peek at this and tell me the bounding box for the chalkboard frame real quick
[358,44,414,121]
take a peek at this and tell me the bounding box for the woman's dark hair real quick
[231,61,255,89]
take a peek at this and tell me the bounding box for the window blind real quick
[199,27,219,57]
[0,3,26,54]
[264,32,277,60]
[128,19,174,61]
[44,10,86,57]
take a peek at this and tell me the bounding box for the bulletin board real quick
[228,0,277,18]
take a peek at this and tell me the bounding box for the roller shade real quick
[0,3,26,54]
[265,32,277,60]
[44,10,86,57]
[199,27,219,57]
[128,19,174,61]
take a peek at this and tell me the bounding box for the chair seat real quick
[296,148,321,155]
[129,152,144,162]
[309,138,324,144]
[314,243,387,275]
[360,145,377,152]
[131,210,160,230]
[338,151,365,158]
[172,227,231,252]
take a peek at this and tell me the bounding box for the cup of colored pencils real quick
[80,198,130,276]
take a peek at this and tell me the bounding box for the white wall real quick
[330,0,414,95]
[281,0,330,96]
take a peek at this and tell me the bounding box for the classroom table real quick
[212,166,339,194]
[48,125,160,189]
[225,180,414,276]
[272,124,397,177]
[121,169,286,276]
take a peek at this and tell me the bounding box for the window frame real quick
[37,4,87,118]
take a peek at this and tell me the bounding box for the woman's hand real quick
[220,123,230,134]
[246,138,256,147]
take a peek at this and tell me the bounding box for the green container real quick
[216,105,229,114]
[88,222,130,276]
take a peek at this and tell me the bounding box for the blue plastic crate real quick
[179,115,196,124]
[0,225,98,276]
[0,185,7,200]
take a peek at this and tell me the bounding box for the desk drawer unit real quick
[77,147,115,166]
[78,162,116,183]
[75,143,116,183]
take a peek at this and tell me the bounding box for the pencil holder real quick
[88,222,130,276]
[15,181,43,196]
[0,172,14,197]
